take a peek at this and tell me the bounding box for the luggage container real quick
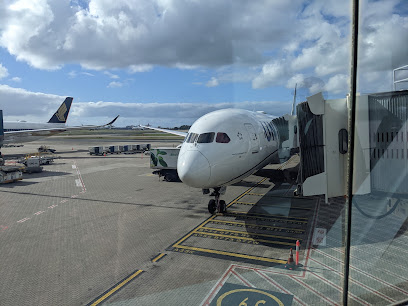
[140,144,151,152]
[89,146,105,155]
[106,146,122,154]
[22,157,43,173]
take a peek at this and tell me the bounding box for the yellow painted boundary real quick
[199,226,300,241]
[208,219,305,232]
[192,231,294,246]
[174,245,286,264]
[227,210,309,221]
[88,269,143,306]
[152,253,166,263]
[172,178,268,248]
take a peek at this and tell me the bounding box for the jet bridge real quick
[296,90,408,202]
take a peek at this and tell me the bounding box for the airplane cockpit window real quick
[216,132,230,143]
[197,132,215,143]
[185,133,199,143]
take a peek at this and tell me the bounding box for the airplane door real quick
[244,123,259,154]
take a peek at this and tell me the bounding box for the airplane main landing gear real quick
[206,187,227,214]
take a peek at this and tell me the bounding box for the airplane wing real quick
[3,115,120,143]
[140,125,188,137]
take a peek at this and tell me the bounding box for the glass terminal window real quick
[216,132,230,143]
[197,132,215,143]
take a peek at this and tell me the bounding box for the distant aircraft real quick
[131,125,145,130]
[1,97,119,145]
[142,108,293,214]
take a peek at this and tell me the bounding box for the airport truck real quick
[89,146,108,155]
[150,147,180,182]
[0,166,23,183]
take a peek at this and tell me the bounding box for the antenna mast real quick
[291,83,297,116]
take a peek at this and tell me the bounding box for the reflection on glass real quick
[350,0,408,304]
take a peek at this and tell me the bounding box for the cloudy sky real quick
[0,0,407,127]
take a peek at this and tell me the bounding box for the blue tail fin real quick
[48,97,73,123]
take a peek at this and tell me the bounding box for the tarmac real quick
[0,136,407,305]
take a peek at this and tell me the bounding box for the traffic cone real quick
[285,248,295,270]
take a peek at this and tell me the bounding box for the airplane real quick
[142,108,293,214]
[1,97,119,146]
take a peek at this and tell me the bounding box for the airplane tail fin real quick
[48,97,73,123]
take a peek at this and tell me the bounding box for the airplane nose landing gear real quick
[205,187,227,214]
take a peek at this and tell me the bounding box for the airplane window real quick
[197,132,215,143]
[186,133,199,143]
[216,132,230,143]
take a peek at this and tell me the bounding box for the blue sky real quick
[0,39,291,106]
[0,0,406,127]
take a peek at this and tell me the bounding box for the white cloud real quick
[68,70,95,78]
[252,0,407,96]
[0,0,302,70]
[206,77,219,87]
[104,71,119,79]
[0,63,9,79]
[10,76,21,82]
[0,84,66,122]
[325,74,349,94]
[68,70,77,78]
[107,81,123,88]
[0,85,291,127]
[82,72,95,77]
[129,64,153,73]
[0,0,406,97]
[252,60,289,89]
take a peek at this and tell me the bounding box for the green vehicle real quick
[150,148,180,182]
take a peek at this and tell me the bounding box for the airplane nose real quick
[177,150,211,188]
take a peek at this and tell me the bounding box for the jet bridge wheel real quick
[208,200,217,214]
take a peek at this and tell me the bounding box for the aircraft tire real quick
[208,200,216,214]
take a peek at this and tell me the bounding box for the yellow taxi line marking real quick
[199,226,300,240]
[152,253,166,263]
[172,178,267,247]
[227,210,309,221]
[88,269,143,306]
[236,201,312,211]
[227,178,268,208]
[172,216,216,246]
[192,231,294,246]
[209,219,305,232]
[236,201,257,205]
[174,245,286,264]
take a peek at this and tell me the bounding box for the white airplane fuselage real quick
[177,108,280,189]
